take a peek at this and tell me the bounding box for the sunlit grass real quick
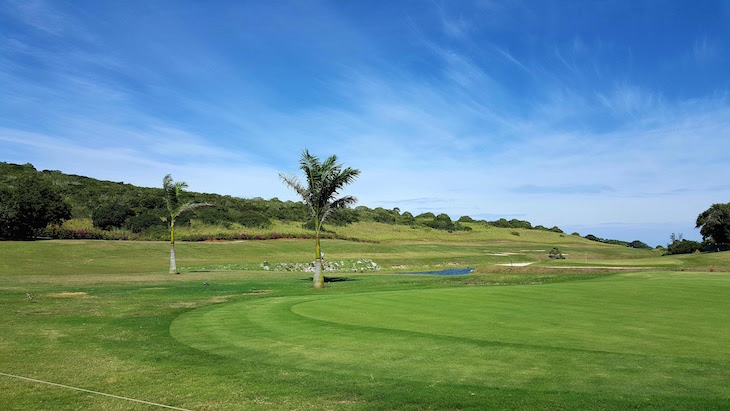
[1,238,729,409]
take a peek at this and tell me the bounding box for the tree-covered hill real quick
[0,161,653,247]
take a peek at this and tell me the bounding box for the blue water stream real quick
[403,268,474,276]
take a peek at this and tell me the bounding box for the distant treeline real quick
[583,234,652,249]
[2,162,651,243]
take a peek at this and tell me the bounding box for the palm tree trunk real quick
[313,258,323,289]
[169,221,177,274]
[313,228,323,288]
[170,244,177,274]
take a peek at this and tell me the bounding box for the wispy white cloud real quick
[692,36,719,65]
[2,0,68,35]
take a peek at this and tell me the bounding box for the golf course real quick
[1,225,729,410]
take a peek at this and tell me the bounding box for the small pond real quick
[403,268,474,276]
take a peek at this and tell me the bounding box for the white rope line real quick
[0,372,194,411]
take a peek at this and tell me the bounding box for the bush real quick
[628,240,651,249]
[423,213,455,231]
[92,202,134,230]
[372,208,397,224]
[398,211,415,226]
[195,207,234,226]
[126,211,166,233]
[490,218,532,229]
[454,222,472,231]
[328,208,359,226]
[665,240,702,255]
[235,210,271,228]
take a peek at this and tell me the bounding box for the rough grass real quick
[1,238,729,410]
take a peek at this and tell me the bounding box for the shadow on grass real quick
[301,276,359,283]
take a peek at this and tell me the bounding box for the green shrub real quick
[235,210,271,228]
[126,211,166,233]
[92,202,134,230]
[398,211,415,226]
[328,208,359,226]
[665,240,702,255]
[423,213,455,231]
[628,240,651,249]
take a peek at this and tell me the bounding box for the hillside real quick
[0,161,648,247]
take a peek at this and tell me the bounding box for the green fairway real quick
[1,239,729,410]
[171,272,730,403]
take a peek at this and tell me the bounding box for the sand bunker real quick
[495,262,534,267]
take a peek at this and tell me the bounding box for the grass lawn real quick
[1,238,729,410]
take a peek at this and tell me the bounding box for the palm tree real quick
[279,150,360,289]
[163,174,211,274]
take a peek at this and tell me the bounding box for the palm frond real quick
[320,195,357,225]
[163,174,175,213]
[176,202,213,217]
[330,195,357,209]
[279,173,314,210]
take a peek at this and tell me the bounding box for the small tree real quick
[279,150,360,289]
[163,174,211,274]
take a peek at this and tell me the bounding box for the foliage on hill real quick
[583,234,652,249]
[0,161,615,242]
[0,171,71,239]
[665,239,703,255]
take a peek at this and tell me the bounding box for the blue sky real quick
[1,1,729,246]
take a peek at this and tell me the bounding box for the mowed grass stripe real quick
[171,272,730,399]
[293,273,730,358]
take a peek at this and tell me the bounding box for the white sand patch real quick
[495,262,534,267]
[519,250,546,252]
[489,253,519,256]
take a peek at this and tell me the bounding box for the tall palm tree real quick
[279,150,360,289]
[163,174,211,274]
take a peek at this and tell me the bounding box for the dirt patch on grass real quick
[246,289,273,295]
[170,290,272,308]
[170,301,198,308]
[46,292,98,298]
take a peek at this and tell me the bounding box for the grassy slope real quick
[1,236,728,410]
